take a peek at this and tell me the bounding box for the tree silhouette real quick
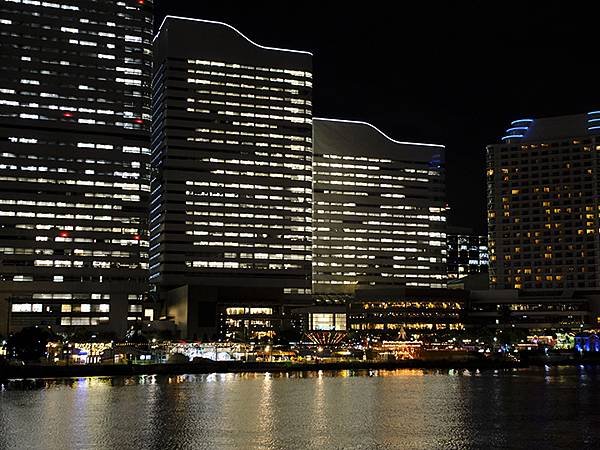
[7,326,55,362]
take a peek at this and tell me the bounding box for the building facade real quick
[446,226,488,280]
[312,118,447,294]
[347,288,466,339]
[0,0,153,336]
[150,17,313,339]
[487,113,600,290]
[469,289,600,331]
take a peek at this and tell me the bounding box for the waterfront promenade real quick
[3,352,599,380]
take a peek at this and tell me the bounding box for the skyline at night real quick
[3,3,600,448]
[154,1,599,233]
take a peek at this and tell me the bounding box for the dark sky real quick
[154,1,598,234]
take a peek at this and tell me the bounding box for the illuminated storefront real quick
[347,288,466,339]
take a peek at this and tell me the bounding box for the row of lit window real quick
[60,317,109,326]
[315,272,446,279]
[4,112,147,130]
[11,303,110,313]
[186,69,310,88]
[315,263,434,271]
[32,260,145,269]
[186,252,309,262]
[3,0,79,10]
[0,176,147,192]
[184,136,309,148]
[225,307,274,315]
[4,140,150,155]
[315,214,444,224]
[0,201,135,211]
[185,236,309,250]
[182,203,308,214]
[180,224,308,235]
[0,167,143,182]
[186,77,307,96]
[183,214,308,224]
[185,107,309,125]
[7,236,146,250]
[317,170,432,183]
[0,153,145,173]
[188,104,308,117]
[186,59,311,79]
[185,205,310,217]
[0,99,149,121]
[314,254,440,263]
[316,249,442,259]
[186,239,308,248]
[186,181,309,191]
[317,160,439,174]
[350,323,463,330]
[186,90,310,106]
[314,280,445,287]
[0,248,136,258]
[0,212,146,226]
[186,261,304,269]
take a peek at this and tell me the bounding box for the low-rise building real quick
[347,288,467,339]
[469,289,600,331]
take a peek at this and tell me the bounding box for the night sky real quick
[154,1,598,234]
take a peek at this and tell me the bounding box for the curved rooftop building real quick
[487,111,600,290]
[499,113,600,144]
[312,118,447,294]
[150,17,313,338]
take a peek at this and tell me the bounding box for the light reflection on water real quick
[1,366,600,449]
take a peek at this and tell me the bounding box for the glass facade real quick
[0,0,153,333]
[446,232,489,279]
[150,18,312,297]
[347,290,466,338]
[313,119,447,293]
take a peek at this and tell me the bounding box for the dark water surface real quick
[1,366,599,449]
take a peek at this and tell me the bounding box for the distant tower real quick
[446,226,489,280]
[487,112,600,289]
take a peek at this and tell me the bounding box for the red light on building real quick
[133,234,141,241]
[134,118,144,124]
[62,112,74,118]
[59,231,69,238]
[137,0,144,4]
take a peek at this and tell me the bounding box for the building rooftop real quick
[495,111,600,144]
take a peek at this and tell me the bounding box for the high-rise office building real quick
[487,112,600,290]
[0,0,153,336]
[446,226,488,280]
[312,118,447,295]
[151,17,313,339]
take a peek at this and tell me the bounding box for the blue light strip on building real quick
[501,135,525,140]
[510,119,534,125]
